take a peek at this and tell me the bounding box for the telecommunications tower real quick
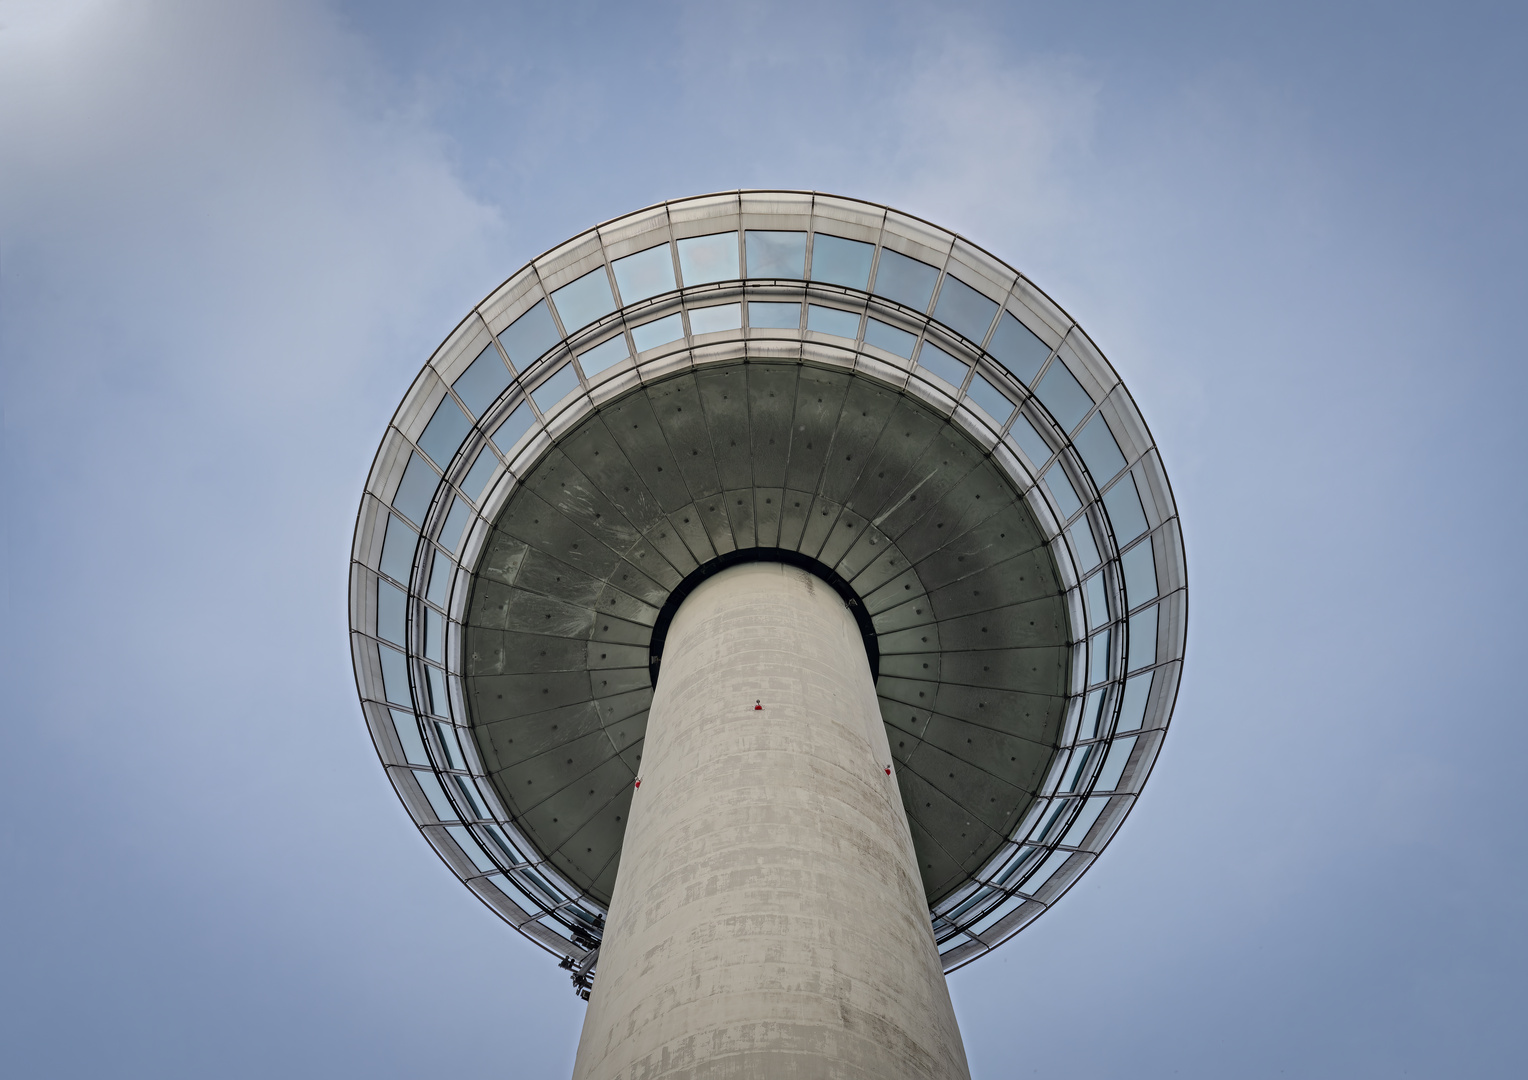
[349,192,1186,1079]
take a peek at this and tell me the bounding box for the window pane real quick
[434,720,465,770]
[530,364,581,413]
[452,344,512,418]
[426,664,450,717]
[1084,572,1108,631]
[1078,688,1107,740]
[1060,796,1110,847]
[917,342,968,388]
[446,825,498,873]
[806,304,860,338]
[987,312,1051,385]
[412,769,458,821]
[440,496,472,555]
[688,303,741,335]
[425,607,445,663]
[810,233,874,289]
[392,451,439,526]
[1122,537,1158,606]
[497,300,560,368]
[490,402,535,456]
[418,397,472,469]
[1089,629,1110,685]
[872,249,939,310]
[1117,671,1154,731]
[631,313,685,351]
[1074,413,1126,482]
[748,302,800,330]
[745,230,806,278]
[426,549,452,608]
[933,275,999,343]
[1020,848,1073,895]
[1071,518,1101,572]
[380,514,417,585]
[550,267,616,332]
[1102,473,1148,542]
[1043,464,1081,520]
[390,709,429,766]
[577,335,630,376]
[378,643,411,706]
[610,243,675,303]
[965,373,1014,424]
[676,232,739,285]
[377,579,406,645]
[863,317,916,358]
[461,445,499,505]
[1127,605,1158,671]
[1095,736,1137,792]
[1035,360,1093,432]
[1009,416,1053,470]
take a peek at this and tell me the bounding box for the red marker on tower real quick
[754,700,763,710]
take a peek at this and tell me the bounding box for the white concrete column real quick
[571,562,970,1080]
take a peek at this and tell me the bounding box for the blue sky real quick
[1,1,1523,1076]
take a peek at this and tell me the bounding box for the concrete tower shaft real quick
[572,562,970,1080]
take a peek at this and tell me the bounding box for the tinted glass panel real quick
[1117,671,1153,731]
[872,248,939,310]
[1071,518,1101,572]
[1061,796,1109,847]
[378,643,411,706]
[490,402,535,455]
[676,232,739,285]
[550,267,616,332]
[631,313,685,351]
[530,364,581,413]
[610,243,675,303]
[1084,572,1108,630]
[934,275,1000,343]
[389,709,429,766]
[1078,688,1107,740]
[452,344,512,418]
[380,514,417,585]
[1009,416,1053,470]
[392,451,439,526]
[426,549,451,607]
[1127,606,1158,671]
[461,445,498,505]
[1035,360,1093,431]
[1096,736,1137,792]
[987,312,1051,384]
[1043,464,1081,520]
[425,607,445,663]
[498,301,560,367]
[426,665,450,717]
[377,579,407,645]
[440,496,472,555]
[1089,629,1110,685]
[1074,413,1126,481]
[864,318,916,358]
[806,304,860,338]
[965,373,1014,423]
[748,302,800,329]
[418,397,472,468]
[1102,473,1148,542]
[412,770,458,822]
[1122,537,1158,606]
[917,342,968,388]
[576,335,630,376]
[1021,848,1073,895]
[446,825,498,873]
[745,230,806,278]
[809,233,874,289]
[688,304,740,334]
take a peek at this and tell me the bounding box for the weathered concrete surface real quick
[571,562,970,1080]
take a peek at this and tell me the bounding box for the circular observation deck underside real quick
[464,359,1069,910]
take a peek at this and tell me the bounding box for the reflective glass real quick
[748,302,801,330]
[810,233,874,288]
[530,364,581,413]
[987,312,1051,385]
[1078,688,1107,740]
[380,514,417,585]
[1127,605,1158,672]
[446,825,498,873]
[917,343,968,388]
[1009,416,1053,470]
[418,396,473,468]
[1074,412,1126,482]
[413,770,459,821]
[1095,736,1137,792]
[1117,671,1154,731]
[1084,572,1108,631]
[440,496,472,555]
[965,373,1015,424]
[425,607,445,663]
[806,304,860,338]
[392,451,439,526]
[992,845,1042,887]
[1071,518,1101,572]
[610,243,675,303]
[376,579,406,645]
[1043,464,1081,520]
[745,230,806,278]
[426,549,451,608]
[498,300,560,368]
[1035,359,1094,432]
[1102,473,1149,542]
[378,643,411,706]
[481,822,525,866]
[1061,796,1109,847]
[426,665,450,717]
[1088,629,1110,685]
[969,893,1026,936]
[389,709,429,766]
[676,232,739,285]
[872,249,939,310]
[1122,537,1158,606]
[1020,848,1073,895]
[550,267,616,332]
[434,722,464,770]
[631,313,685,351]
[1063,744,1094,792]
[490,402,535,455]
[933,275,1000,343]
[451,774,485,820]
[688,303,741,334]
[461,445,499,505]
[863,318,916,358]
[452,344,513,418]
[576,335,630,376]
